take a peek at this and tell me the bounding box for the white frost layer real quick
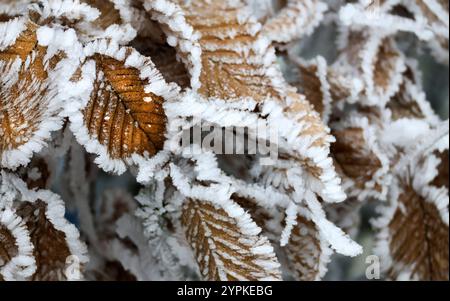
[143,0,202,91]
[0,16,27,51]
[1,171,89,280]
[0,205,36,281]
[262,0,328,44]
[29,0,100,23]
[339,2,434,40]
[1,25,81,169]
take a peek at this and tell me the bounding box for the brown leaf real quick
[233,196,331,280]
[181,199,282,280]
[385,184,448,280]
[334,31,405,106]
[0,19,64,169]
[387,85,426,121]
[332,126,383,192]
[1,172,88,281]
[85,53,166,156]
[16,200,72,281]
[143,0,202,90]
[261,0,327,44]
[288,57,332,122]
[386,64,439,123]
[84,0,122,29]
[176,0,284,100]
[284,214,330,281]
[0,225,18,281]
[71,41,173,174]
[374,138,449,280]
[431,150,449,190]
[173,1,341,203]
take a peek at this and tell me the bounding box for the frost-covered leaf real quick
[374,182,449,280]
[233,195,346,280]
[283,212,332,281]
[0,18,69,169]
[73,0,140,43]
[181,198,282,281]
[157,0,347,208]
[0,205,35,281]
[333,30,406,106]
[373,130,449,280]
[68,39,176,175]
[386,64,440,125]
[0,171,88,280]
[261,0,328,44]
[338,0,434,40]
[288,56,333,123]
[83,0,122,29]
[339,0,449,64]
[174,0,289,101]
[331,115,390,200]
[143,0,202,90]
[234,195,333,281]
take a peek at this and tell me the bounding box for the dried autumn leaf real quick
[386,66,440,124]
[69,39,177,174]
[0,17,65,169]
[339,0,448,63]
[288,56,333,123]
[17,200,74,281]
[338,0,434,41]
[374,136,449,280]
[84,0,122,29]
[331,115,390,200]
[0,172,88,281]
[261,0,328,44]
[233,195,332,281]
[181,199,282,281]
[283,212,332,281]
[174,0,287,100]
[233,195,332,280]
[72,0,147,44]
[288,54,365,113]
[375,183,449,280]
[333,30,406,106]
[143,0,202,90]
